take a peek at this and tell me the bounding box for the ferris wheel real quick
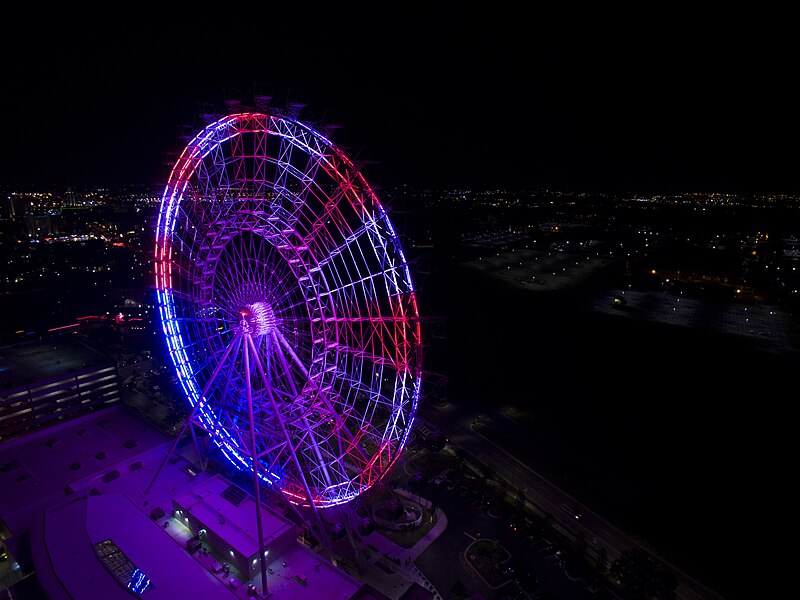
[153,110,423,509]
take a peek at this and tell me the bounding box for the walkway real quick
[341,488,448,599]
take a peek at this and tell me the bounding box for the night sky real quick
[2,12,797,194]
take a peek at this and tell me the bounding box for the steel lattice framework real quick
[154,112,423,509]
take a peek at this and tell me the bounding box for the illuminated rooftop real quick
[0,404,168,537]
[174,474,294,560]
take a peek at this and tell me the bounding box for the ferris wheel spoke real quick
[253,333,302,405]
[200,333,244,404]
[244,331,322,507]
[262,346,362,478]
[297,365,374,468]
[271,329,310,379]
[297,416,336,489]
[255,337,304,399]
[272,300,309,324]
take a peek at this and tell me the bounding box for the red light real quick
[47,323,79,332]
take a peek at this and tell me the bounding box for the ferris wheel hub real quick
[240,301,276,337]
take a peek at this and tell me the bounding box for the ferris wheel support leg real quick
[144,399,202,495]
[244,328,269,595]
[245,333,336,562]
[188,417,207,472]
[144,334,240,495]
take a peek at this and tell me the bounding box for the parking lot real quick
[407,445,618,599]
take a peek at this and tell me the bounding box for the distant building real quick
[0,337,121,442]
[25,213,54,239]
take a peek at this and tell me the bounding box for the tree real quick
[574,530,587,557]
[408,470,427,492]
[596,547,608,573]
[610,548,677,600]
[424,431,447,451]
[453,447,467,472]
[542,512,554,532]
[451,580,468,600]
[515,487,526,511]
[494,478,509,502]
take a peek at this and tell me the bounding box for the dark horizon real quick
[3,13,799,197]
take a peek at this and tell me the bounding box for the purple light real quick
[155,112,423,508]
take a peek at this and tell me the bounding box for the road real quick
[420,400,727,600]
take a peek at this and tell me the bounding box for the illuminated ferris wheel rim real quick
[158,112,355,234]
[153,110,423,508]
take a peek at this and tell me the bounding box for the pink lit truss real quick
[154,112,423,508]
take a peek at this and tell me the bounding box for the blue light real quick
[127,568,153,594]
